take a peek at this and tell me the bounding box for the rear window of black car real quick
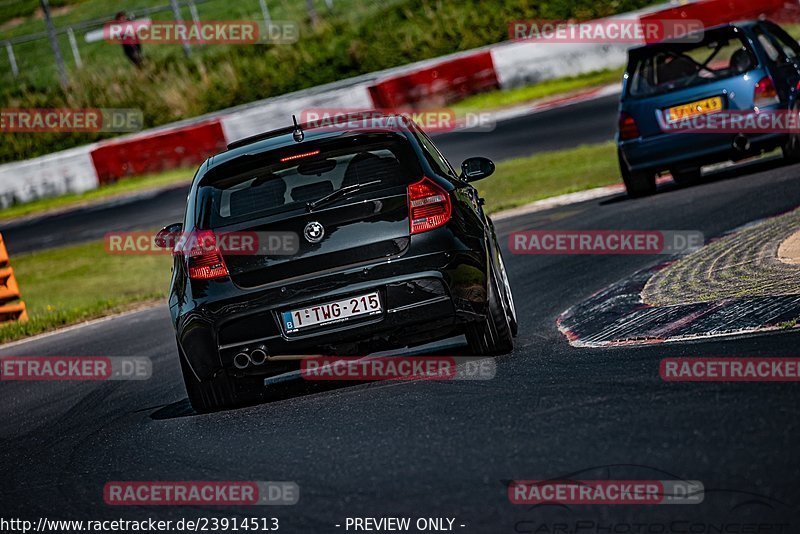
[195,134,422,228]
[628,27,757,98]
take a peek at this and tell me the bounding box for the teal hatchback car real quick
[617,20,800,197]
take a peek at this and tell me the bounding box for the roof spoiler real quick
[226,123,299,150]
[225,111,406,150]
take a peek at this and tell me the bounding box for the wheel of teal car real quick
[618,149,656,198]
[783,102,800,163]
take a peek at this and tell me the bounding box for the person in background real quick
[114,11,144,68]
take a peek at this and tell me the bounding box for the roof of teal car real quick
[627,20,759,54]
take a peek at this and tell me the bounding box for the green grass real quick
[0,239,171,343]
[0,0,396,72]
[453,68,623,114]
[0,140,621,343]
[478,141,620,213]
[0,0,85,26]
[0,167,193,221]
[784,23,800,41]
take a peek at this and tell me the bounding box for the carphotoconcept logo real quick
[0,356,151,381]
[103,20,298,45]
[0,108,143,132]
[509,230,704,255]
[300,356,496,381]
[103,481,299,505]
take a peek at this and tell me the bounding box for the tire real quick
[466,266,514,355]
[618,149,656,198]
[495,249,518,337]
[179,349,258,413]
[783,104,800,163]
[670,167,701,185]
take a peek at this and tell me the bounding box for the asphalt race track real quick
[2,98,800,531]
[0,94,621,255]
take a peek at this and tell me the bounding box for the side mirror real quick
[155,223,183,251]
[460,157,495,182]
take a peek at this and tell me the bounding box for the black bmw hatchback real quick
[157,116,517,411]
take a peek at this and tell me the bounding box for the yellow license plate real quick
[667,97,723,123]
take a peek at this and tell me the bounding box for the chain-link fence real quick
[0,0,380,89]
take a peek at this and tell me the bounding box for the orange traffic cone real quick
[0,233,27,323]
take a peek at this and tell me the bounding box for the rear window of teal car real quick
[629,27,757,97]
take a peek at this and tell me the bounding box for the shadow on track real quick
[150,339,474,420]
[600,154,792,206]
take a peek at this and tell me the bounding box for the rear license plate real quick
[667,96,723,123]
[281,292,381,333]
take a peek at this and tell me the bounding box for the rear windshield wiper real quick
[306,179,380,212]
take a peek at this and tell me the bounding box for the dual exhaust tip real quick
[234,348,267,369]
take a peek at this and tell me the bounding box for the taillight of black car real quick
[178,230,230,280]
[407,177,452,234]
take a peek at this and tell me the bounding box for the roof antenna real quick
[292,115,304,142]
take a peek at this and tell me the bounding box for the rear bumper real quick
[173,241,488,381]
[620,131,786,174]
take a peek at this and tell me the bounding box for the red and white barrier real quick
[0,145,98,209]
[90,120,227,185]
[639,0,787,30]
[221,84,374,143]
[491,40,633,90]
[368,51,499,109]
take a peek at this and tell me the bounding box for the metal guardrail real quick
[2,0,215,44]
[0,0,321,84]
